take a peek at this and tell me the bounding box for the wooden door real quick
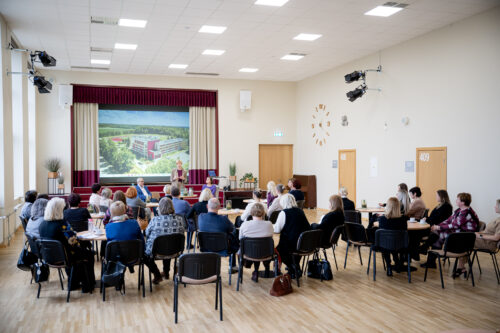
[259,145,293,188]
[339,149,356,203]
[416,147,447,208]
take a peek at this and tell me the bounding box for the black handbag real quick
[32,262,50,283]
[102,261,126,289]
[307,254,333,281]
[17,246,38,271]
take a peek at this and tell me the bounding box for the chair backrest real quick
[37,239,68,266]
[240,237,274,260]
[131,206,146,219]
[26,234,41,258]
[269,210,281,224]
[330,225,344,246]
[177,252,221,282]
[423,209,429,219]
[105,240,143,266]
[296,230,323,253]
[443,232,476,254]
[19,216,28,231]
[152,234,185,258]
[198,232,228,253]
[344,210,362,224]
[344,222,368,243]
[374,229,409,251]
[99,205,109,214]
[68,220,88,232]
[296,200,305,209]
[478,221,486,232]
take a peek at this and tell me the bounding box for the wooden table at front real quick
[373,221,430,231]
[357,207,385,214]
[217,209,243,216]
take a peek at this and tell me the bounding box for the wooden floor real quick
[1,209,499,333]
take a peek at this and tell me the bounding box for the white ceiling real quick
[1,0,499,81]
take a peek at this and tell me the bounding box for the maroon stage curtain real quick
[73,170,100,187]
[189,169,217,184]
[73,85,216,107]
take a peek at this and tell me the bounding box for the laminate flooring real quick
[1,209,498,333]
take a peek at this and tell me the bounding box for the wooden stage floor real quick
[0,209,498,332]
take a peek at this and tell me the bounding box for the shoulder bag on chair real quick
[137,207,148,231]
[270,249,293,297]
[17,244,38,271]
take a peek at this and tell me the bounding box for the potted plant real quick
[240,172,257,184]
[229,163,237,181]
[45,158,61,179]
[57,175,65,190]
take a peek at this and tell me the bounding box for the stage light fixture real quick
[37,51,57,66]
[346,84,366,102]
[344,70,365,83]
[33,75,52,93]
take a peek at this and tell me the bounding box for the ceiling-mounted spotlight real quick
[344,71,365,83]
[37,51,57,67]
[33,75,52,93]
[346,84,366,102]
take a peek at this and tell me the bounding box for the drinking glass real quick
[226,200,232,210]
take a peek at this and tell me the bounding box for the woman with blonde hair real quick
[266,181,278,208]
[187,188,212,220]
[99,187,113,208]
[312,195,345,246]
[376,197,408,276]
[397,183,411,215]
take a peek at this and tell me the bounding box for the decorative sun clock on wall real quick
[311,104,331,146]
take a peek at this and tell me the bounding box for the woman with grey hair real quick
[145,197,186,281]
[39,198,95,292]
[99,188,113,208]
[25,198,49,238]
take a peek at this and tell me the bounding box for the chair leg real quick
[303,255,309,276]
[323,249,328,261]
[424,259,429,282]
[149,264,153,293]
[367,248,372,275]
[493,253,500,284]
[332,246,338,271]
[452,258,458,279]
[467,254,475,287]
[228,254,233,286]
[174,277,178,323]
[186,232,192,252]
[215,278,219,309]
[344,243,349,269]
[219,277,223,321]
[236,256,242,291]
[37,282,41,298]
[67,266,74,303]
[102,280,106,302]
[58,268,64,290]
[292,255,300,287]
[475,251,482,274]
[358,246,363,266]
[438,256,445,289]
[407,252,411,283]
[193,232,198,253]
[373,250,376,281]
[142,264,146,298]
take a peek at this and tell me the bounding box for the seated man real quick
[198,198,239,261]
[171,186,192,228]
[135,177,152,202]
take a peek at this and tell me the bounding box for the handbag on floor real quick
[307,253,333,281]
[32,262,50,283]
[17,246,38,271]
[270,249,293,297]
[102,261,126,290]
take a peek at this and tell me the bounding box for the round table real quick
[77,230,107,241]
[372,221,430,230]
[217,209,243,216]
[357,207,385,214]
[243,199,267,204]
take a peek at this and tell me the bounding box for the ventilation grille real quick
[185,72,219,76]
[71,66,110,71]
[91,16,119,25]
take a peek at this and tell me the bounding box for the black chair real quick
[424,232,476,289]
[343,222,372,269]
[470,243,499,284]
[148,233,185,292]
[368,229,411,283]
[68,220,88,232]
[291,230,323,287]
[187,213,199,253]
[37,239,90,302]
[328,225,344,270]
[236,237,277,291]
[101,240,145,301]
[131,206,146,220]
[174,253,222,323]
[26,234,41,259]
[198,232,234,285]
[19,216,28,231]
[296,200,305,209]
[269,210,281,224]
[344,210,362,224]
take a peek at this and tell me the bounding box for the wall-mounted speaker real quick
[58,84,73,107]
[240,90,251,111]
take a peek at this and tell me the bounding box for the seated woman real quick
[125,186,151,221]
[374,183,411,225]
[274,194,310,277]
[266,181,278,209]
[187,188,212,220]
[20,190,38,221]
[99,188,113,208]
[145,197,187,280]
[105,201,162,283]
[288,178,304,202]
[239,203,274,282]
[422,190,453,226]
[25,198,48,239]
[376,197,408,276]
[64,193,91,225]
[422,192,479,269]
[311,194,345,246]
[202,177,217,196]
[407,187,426,219]
[163,185,173,200]
[103,191,134,225]
[240,190,267,224]
[39,198,95,292]
[88,183,102,209]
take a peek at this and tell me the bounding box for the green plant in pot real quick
[57,175,65,190]
[45,158,61,179]
[239,172,257,186]
[229,163,237,181]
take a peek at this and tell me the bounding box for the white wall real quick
[35,72,296,192]
[295,7,500,222]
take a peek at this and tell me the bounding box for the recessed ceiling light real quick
[114,43,137,50]
[118,18,147,28]
[281,53,304,61]
[364,6,403,17]
[199,25,227,34]
[293,33,322,41]
[255,0,289,6]
[169,64,188,69]
[239,68,259,73]
[91,59,111,65]
[202,49,225,56]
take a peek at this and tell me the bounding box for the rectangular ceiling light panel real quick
[118,18,147,28]
[255,0,289,7]
[199,25,227,34]
[293,33,322,41]
[364,5,403,17]
[114,43,138,50]
[202,49,225,55]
